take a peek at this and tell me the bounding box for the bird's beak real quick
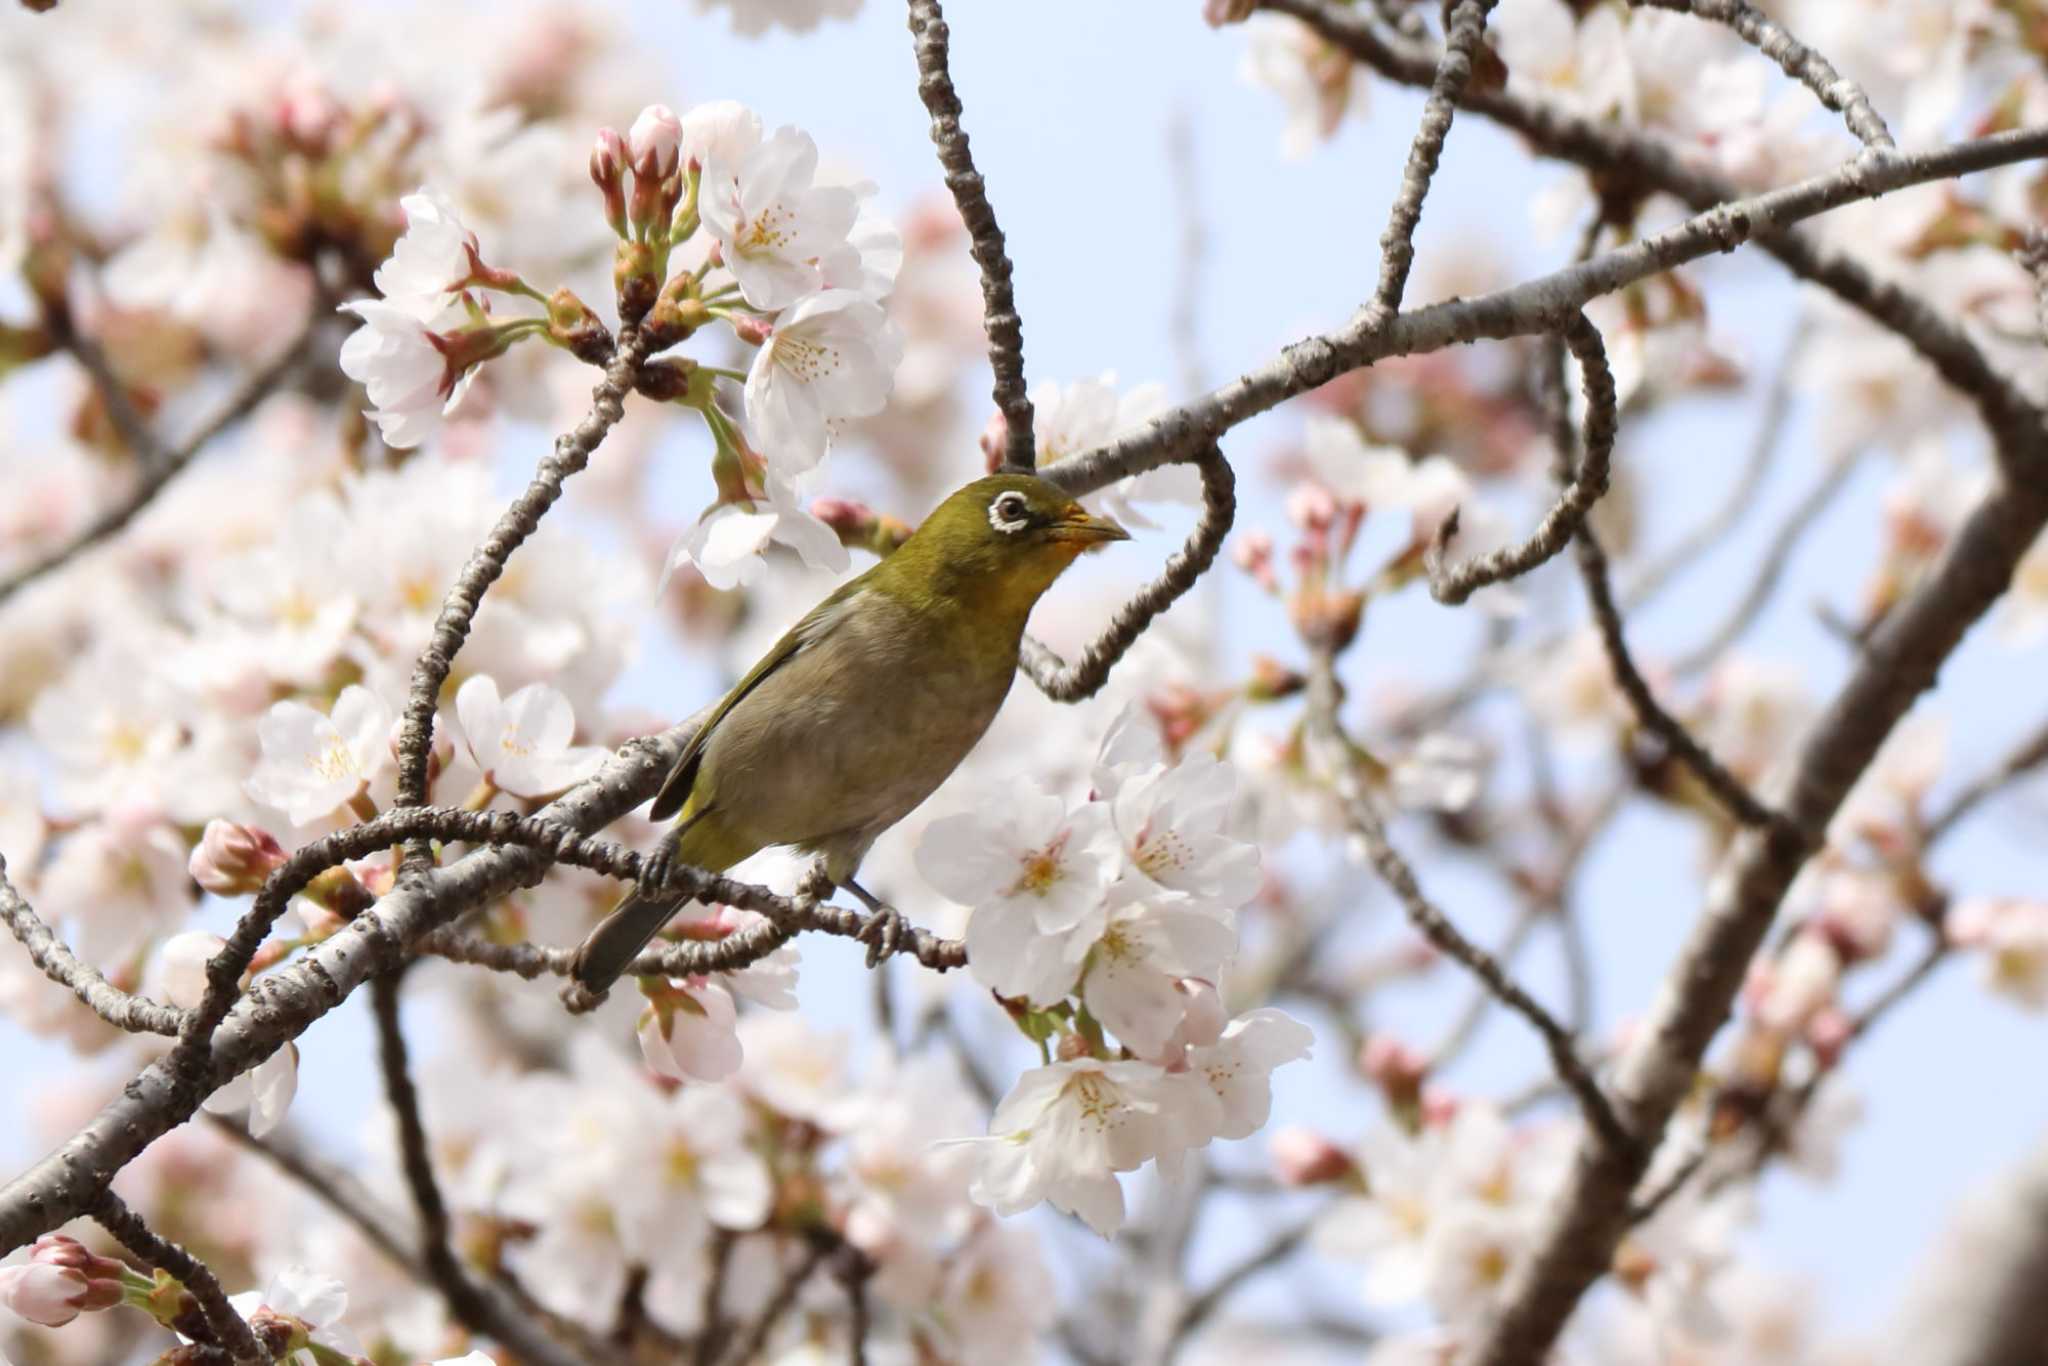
[1047,503,1131,545]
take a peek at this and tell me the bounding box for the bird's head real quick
[886,472,1130,614]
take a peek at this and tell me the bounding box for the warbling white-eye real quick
[570,472,1130,994]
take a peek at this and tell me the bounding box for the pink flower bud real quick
[1269,1125,1354,1186]
[1360,1033,1427,1100]
[979,411,1009,474]
[809,496,873,534]
[0,1261,93,1327]
[590,127,626,185]
[1805,1005,1853,1069]
[189,819,286,895]
[628,104,682,180]
[728,313,772,347]
[1419,1084,1461,1129]
[28,1236,125,1284]
[1286,483,1337,534]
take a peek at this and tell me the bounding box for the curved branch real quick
[92,1188,273,1364]
[1026,444,1235,699]
[1427,311,1616,604]
[907,0,1035,471]
[0,858,188,1036]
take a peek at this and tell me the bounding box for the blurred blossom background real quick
[2,0,2047,1362]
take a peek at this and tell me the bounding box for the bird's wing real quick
[647,580,871,822]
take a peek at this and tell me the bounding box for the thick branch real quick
[1026,444,1235,699]
[0,857,187,1036]
[906,0,1035,471]
[1049,121,2048,498]
[1466,470,2048,1362]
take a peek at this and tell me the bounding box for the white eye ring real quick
[988,491,1031,534]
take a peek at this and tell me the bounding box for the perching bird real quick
[569,471,1130,996]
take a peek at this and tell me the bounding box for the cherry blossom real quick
[1103,750,1262,913]
[1240,14,1363,158]
[336,298,479,449]
[637,979,744,1083]
[226,1265,356,1365]
[1029,374,1200,527]
[371,189,479,323]
[963,1056,1179,1236]
[454,675,606,797]
[665,470,852,591]
[741,288,901,471]
[700,127,859,309]
[1078,890,1238,1058]
[1948,897,2048,1008]
[244,685,395,826]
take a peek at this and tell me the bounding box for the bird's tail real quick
[569,806,747,996]
[569,884,689,997]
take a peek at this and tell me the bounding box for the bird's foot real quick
[844,878,910,969]
[796,861,835,905]
[637,847,674,897]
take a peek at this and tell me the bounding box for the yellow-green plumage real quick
[569,472,1128,994]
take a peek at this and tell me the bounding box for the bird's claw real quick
[637,847,674,896]
[856,906,909,969]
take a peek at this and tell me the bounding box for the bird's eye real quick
[988,490,1032,535]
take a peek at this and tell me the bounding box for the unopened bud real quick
[729,313,772,347]
[591,128,629,239]
[628,103,683,181]
[1360,1033,1428,1107]
[1270,1126,1355,1186]
[1246,653,1305,702]
[0,1261,96,1327]
[188,819,286,895]
[29,1235,126,1285]
[979,410,1008,474]
[1231,529,1278,592]
[1286,483,1337,534]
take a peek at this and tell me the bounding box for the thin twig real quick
[1670,449,1863,676]
[1366,0,1499,315]
[91,1188,274,1364]
[206,1117,419,1275]
[694,1229,736,1366]
[1631,0,1894,149]
[1527,313,1785,832]
[906,0,1034,470]
[0,312,316,606]
[1026,444,1235,699]
[0,857,187,1035]
[1160,1217,1316,1359]
[1304,654,1635,1156]
[1926,711,2048,840]
[1627,1144,1710,1224]
[1428,310,1616,604]
[1428,906,1541,1069]
[391,326,645,858]
[728,1238,829,1366]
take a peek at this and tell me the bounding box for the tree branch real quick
[1428,310,1615,605]
[91,1187,273,1364]
[1366,0,1498,315]
[1631,0,1893,150]
[391,326,646,853]
[1304,652,1634,1157]
[1026,444,1235,699]
[0,311,316,607]
[906,0,1035,470]
[1465,468,2048,1362]
[0,856,188,1036]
